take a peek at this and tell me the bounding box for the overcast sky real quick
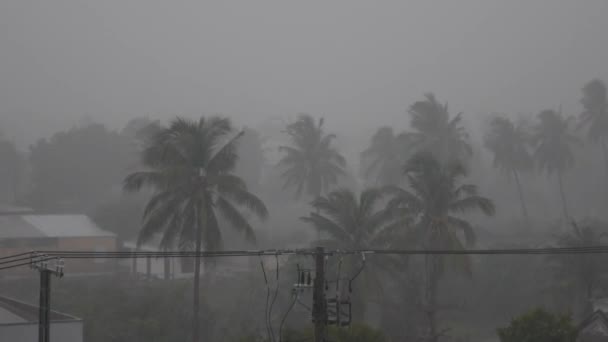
[1,0,608,147]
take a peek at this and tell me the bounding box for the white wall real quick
[0,321,83,342]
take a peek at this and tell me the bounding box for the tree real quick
[300,188,399,320]
[580,79,608,181]
[384,153,495,342]
[28,123,133,211]
[548,220,608,316]
[361,126,412,186]
[532,110,579,220]
[408,93,472,163]
[484,116,533,227]
[497,308,576,342]
[278,114,346,199]
[234,127,266,192]
[123,116,268,342]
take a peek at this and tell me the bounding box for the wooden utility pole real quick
[312,247,326,342]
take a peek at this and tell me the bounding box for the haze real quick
[2,0,608,146]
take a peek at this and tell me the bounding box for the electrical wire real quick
[259,256,272,342]
[268,253,280,342]
[278,292,298,342]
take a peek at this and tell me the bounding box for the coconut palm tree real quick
[300,188,402,321]
[384,153,495,342]
[408,93,472,163]
[123,116,268,342]
[278,114,346,199]
[361,126,412,186]
[548,220,608,316]
[532,109,579,220]
[580,79,608,180]
[484,116,534,227]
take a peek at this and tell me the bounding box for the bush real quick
[497,308,576,342]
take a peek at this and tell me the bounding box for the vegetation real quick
[497,308,577,342]
[484,116,533,226]
[278,114,346,199]
[361,126,410,185]
[123,116,268,342]
[532,109,579,220]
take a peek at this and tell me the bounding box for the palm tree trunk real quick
[192,206,204,342]
[512,170,531,229]
[557,171,569,221]
[425,255,439,342]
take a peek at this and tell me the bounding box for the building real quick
[0,295,83,342]
[0,214,118,276]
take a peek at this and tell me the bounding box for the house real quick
[0,295,83,342]
[578,310,608,342]
[0,214,118,276]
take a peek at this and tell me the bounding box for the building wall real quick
[0,321,83,342]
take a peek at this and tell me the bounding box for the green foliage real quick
[278,114,346,198]
[497,308,576,342]
[408,93,471,163]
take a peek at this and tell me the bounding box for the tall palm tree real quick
[549,220,608,316]
[408,93,472,163]
[384,153,495,342]
[123,116,268,342]
[532,109,579,220]
[580,79,608,180]
[300,188,400,321]
[484,116,533,227]
[361,126,412,186]
[278,114,346,199]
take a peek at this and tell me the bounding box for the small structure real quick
[0,295,83,342]
[0,214,117,276]
[578,310,608,342]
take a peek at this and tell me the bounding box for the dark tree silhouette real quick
[532,110,579,220]
[124,116,268,342]
[408,93,472,163]
[384,153,495,342]
[278,114,346,199]
[484,116,533,227]
[361,126,412,186]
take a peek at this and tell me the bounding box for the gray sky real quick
[1,0,608,147]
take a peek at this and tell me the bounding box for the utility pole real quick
[32,254,64,342]
[312,247,326,342]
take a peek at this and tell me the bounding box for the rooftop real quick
[0,296,80,325]
[0,214,115,239]
[0,204,34,216]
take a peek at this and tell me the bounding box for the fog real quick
[2,1,608,147]
[2,1,608,342]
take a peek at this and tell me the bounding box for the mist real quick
[2,1,608,342]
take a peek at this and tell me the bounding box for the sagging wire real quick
[348,252,367,295]
[268,253,280,342]
[278,289,298,342]
[259,254,272,342]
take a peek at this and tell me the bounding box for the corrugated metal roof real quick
[0,214,115,239]
[22,215,115,238]
[0,216,43,239]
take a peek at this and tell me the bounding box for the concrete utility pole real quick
[32,255,64,342]
[312,247,326,342]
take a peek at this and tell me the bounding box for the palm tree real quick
[123,116,268,342]
[408,93,472,163]
[300,188,399,321]
[580,79,608,180]
[278,114,346,199]
[384,153,495,342]
[361,127,412,186]
[484,116,533,227]
[549,220,608,316]
[532,109,579,220]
